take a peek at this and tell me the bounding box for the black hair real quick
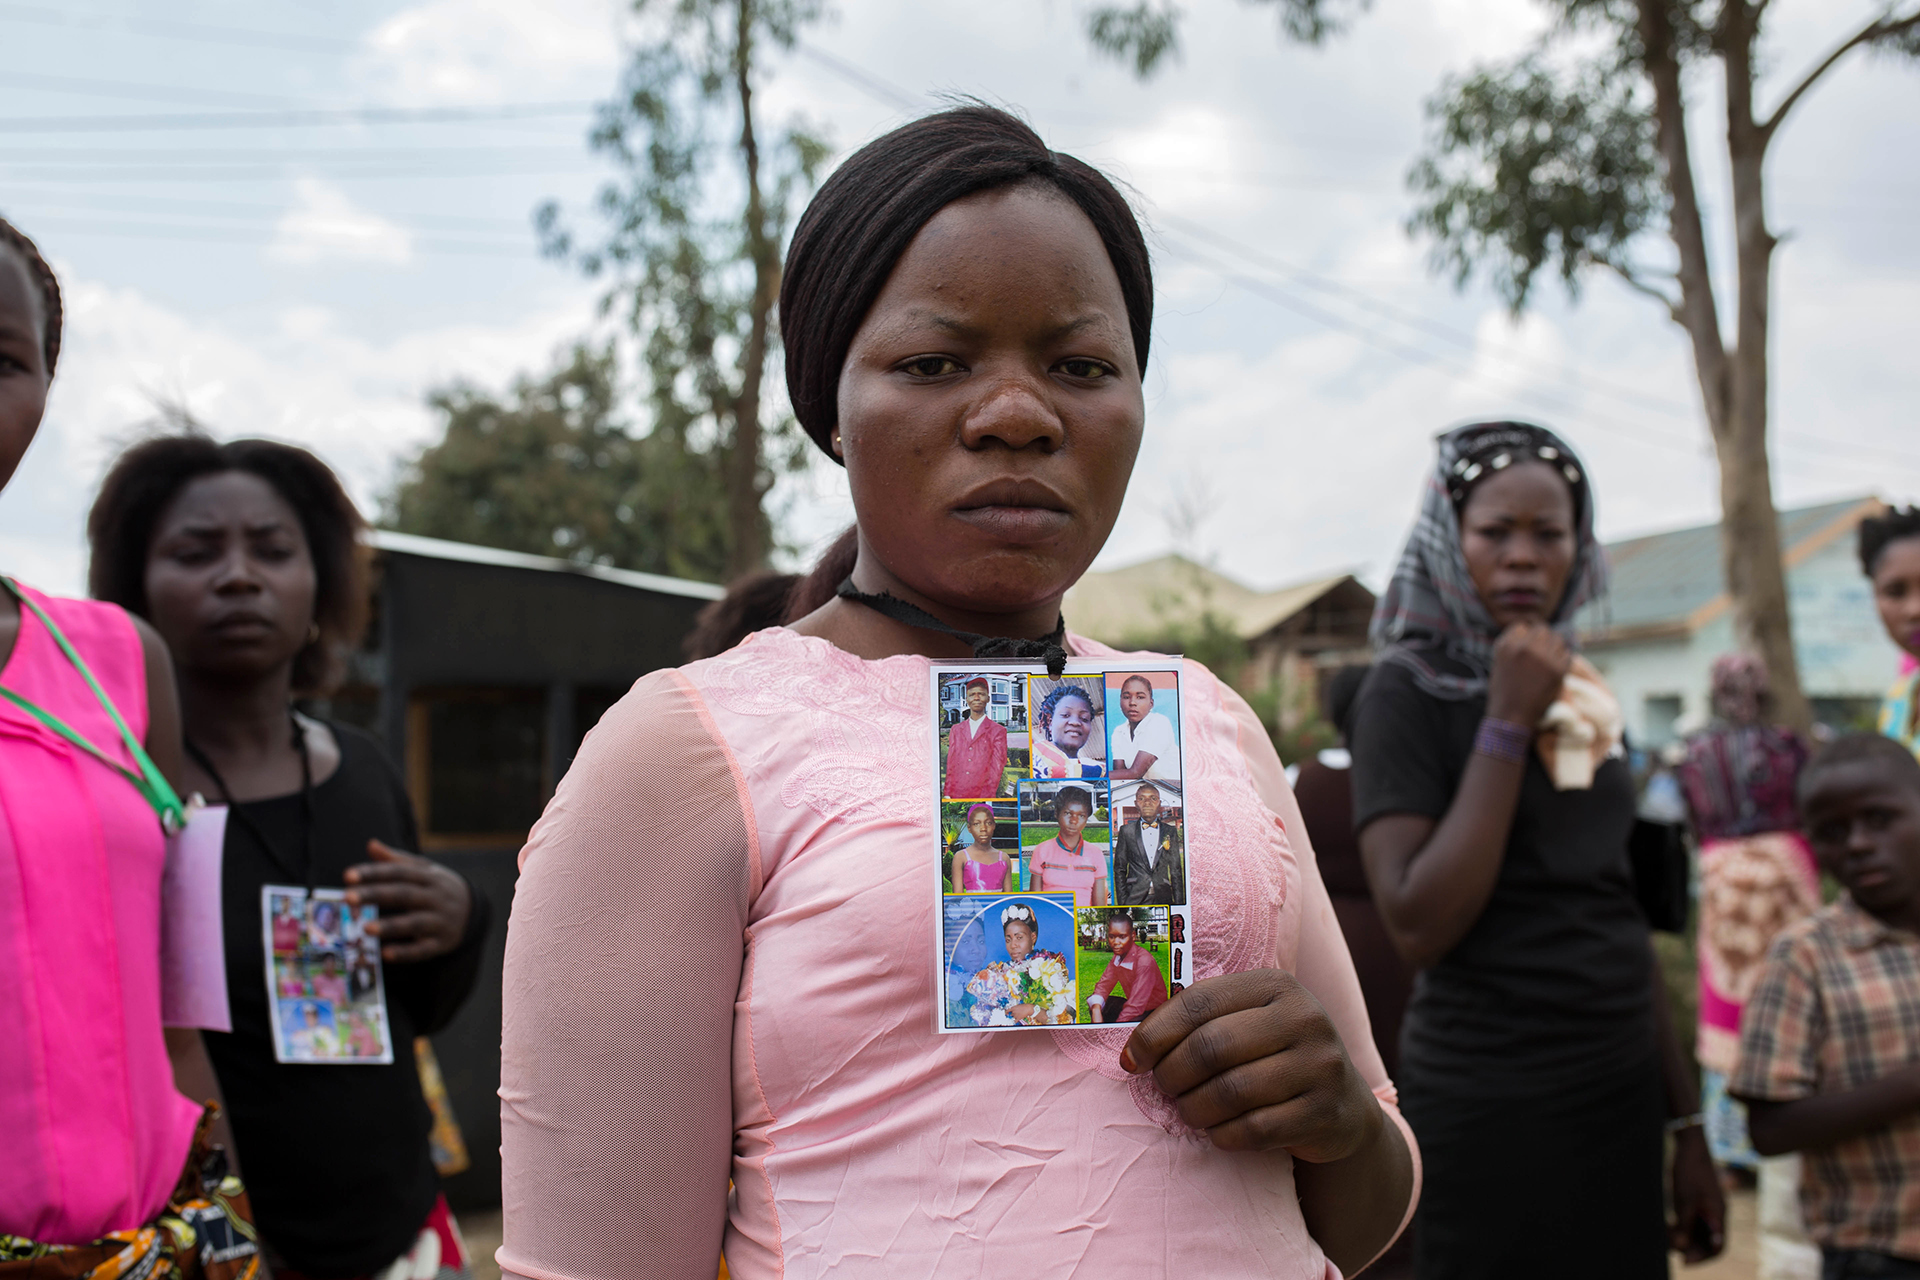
[88,434,370,696]
[1799,732,1920,805]
[1035,684,1096,743]
[0,215,63,377]
[1324,664,1370,741]
[779,104,1153,461]
[1859,505,1920,578]
[1053,785,1093,816]
[1107,913,1136,933]
[684,570,799,661]
[1120,673,1155,695]
[1134,780,1160,798]
[1002,913,1037,937]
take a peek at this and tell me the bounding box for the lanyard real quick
[187,713,317,890]
[835,578,1069,676]
[0,577,189,836]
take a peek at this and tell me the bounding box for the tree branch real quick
[1594,255,1682,319]
[1763,9,1920,139]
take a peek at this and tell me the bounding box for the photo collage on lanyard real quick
[262,885,395,1064]
[930,659,1192,1033]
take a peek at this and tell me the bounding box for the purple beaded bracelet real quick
[1474,716,1532,763]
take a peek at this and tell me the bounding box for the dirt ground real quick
[1675,1186,1760,1280]
[458,1211,502,1280]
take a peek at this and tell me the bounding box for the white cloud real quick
[269,179,415,266]
[354,0,624,104]
[0,271,604,596]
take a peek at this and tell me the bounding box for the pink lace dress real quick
[0,586,200,1242]
[499,628,1418,1280]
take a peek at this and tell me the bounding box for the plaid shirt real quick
[1731,895,1920,1258]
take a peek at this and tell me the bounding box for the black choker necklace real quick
[835,579,1069,675]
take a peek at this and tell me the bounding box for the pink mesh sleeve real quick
[1223,686,1421,1266]
[499,670,753,1280]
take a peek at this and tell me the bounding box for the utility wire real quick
[0,70,298,108]
[793,44,923,113]
[0,4,358,54]
[0,103,597,133]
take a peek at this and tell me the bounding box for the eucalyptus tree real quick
[1089,0,1920,730]
[539,0,830,577]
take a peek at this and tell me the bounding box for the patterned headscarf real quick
[1369,421,1610,700]
[1709,652,1770,726]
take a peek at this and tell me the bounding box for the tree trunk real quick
[1637,0,1810,732]
[725,0,775,577]
[1718,0,1812,732]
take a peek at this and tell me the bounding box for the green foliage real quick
[385,345,730,581]
[1116,610,1248,683]
[1272,717,1340,767]
[1085,0,1367,77]
[536,0,830,574]
[1408,56,1661,312]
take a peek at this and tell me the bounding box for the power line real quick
[2,187,543,232]
[0,70,298,108]
[792,44,924,113]
[0,103,597,133]
[0,162,599,184]
[20,215,536,258]
[1158,238,1920,480]
[0,4,357,54]
[1161,214,1702,421]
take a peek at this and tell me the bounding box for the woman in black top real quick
[87,436,490,1280]
[1349,422,1722,1278]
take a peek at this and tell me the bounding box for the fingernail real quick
[1119,1045,1138,1074]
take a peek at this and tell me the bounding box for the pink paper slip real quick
[161,804,231,1032]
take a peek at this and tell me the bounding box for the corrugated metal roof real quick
[1577,497,1875,638]
[369,529,726,601]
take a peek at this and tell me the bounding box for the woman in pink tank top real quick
[0,218,257,1277]
[500,108,1418,1280]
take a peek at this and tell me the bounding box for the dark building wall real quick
[367,551,709,1209]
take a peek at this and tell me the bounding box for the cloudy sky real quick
[2,0,1915,597]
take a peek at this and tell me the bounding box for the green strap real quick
[0,577,188,835]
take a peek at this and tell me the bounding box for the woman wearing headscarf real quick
[499,106,1417,1280]
[1676,656,1822,1280]
[1349,421,1724,1277]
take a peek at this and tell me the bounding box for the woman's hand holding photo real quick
[345,839,473,963]
[1119,968,1380,1157]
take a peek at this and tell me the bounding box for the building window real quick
[1643,694,1684,748]
[408,687,547,849]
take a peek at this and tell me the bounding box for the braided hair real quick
[0,216,63,377]
[1859,505,1920,578]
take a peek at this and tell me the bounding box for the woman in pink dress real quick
[499,107,1417,1280]
[949,802,1012,892]
[1027,785,1112,907]
[0,217,257,1275]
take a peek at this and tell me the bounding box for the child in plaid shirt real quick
[1732,734,1920,1279]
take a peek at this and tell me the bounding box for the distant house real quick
[1063,554,1375,730]
[1576,496,1898,746]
